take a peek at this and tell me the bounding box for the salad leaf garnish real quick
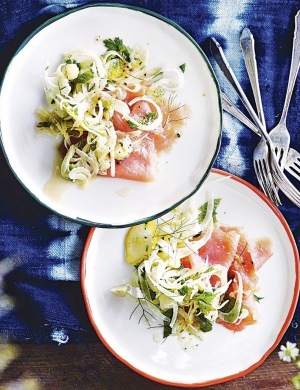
[90,141,97,151]
[127,120,138,129]
[163,322,172,338]
[65,58,82,70]
[254,294,264,303]
[203,266,214,274]
[220,297,236,313]
[76,71,94,84]
[198,198,221,224]
[197,291,215,315]
[103,37,131,62]
[179,63,186,73]
[77,141,86,149]
[178,285,193,296]
[145,111,157,122]
[163,309,173,339]
[220,297,244,323]
[37,122,51,128]
[198,313,213,332]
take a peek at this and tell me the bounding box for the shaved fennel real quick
[37,37,186,186]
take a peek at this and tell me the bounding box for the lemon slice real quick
[125,221,157,265]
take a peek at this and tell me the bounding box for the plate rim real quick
[0,2,222,229]
[81,168,300,387]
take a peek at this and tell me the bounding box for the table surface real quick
[0,343,298,389]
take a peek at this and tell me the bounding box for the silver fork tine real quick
[262,159,280,203]
[274,167,300,207]
[285,148,300,180]
[222,91,276,200]
[253,160,273,201]
[240,27,281,205]
[286,166,300,182]
[254,147,280,204]
[222,94,300,185]
[253,159,269,198]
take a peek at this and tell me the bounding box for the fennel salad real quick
[111,193,248,347]
[36,37,187,186]
[111,190,274,348]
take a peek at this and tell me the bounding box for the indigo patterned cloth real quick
[1,0,300,344]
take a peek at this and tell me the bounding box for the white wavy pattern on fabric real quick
[46,215,83,281]
[207,0,248,176]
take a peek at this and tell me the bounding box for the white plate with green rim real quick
[81,169,299,386]
[0,4,221,227]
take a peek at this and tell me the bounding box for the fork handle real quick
[280,10,300,125]
[210,38,272,146]
[221,92,261,136]
[240,28,266,128]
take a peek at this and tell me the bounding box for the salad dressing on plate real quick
[44,154,72,202]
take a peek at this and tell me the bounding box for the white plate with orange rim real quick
[81,169,299,387]
[0,4,221,228]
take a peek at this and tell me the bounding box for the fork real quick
[222,92,300,182]
[240,28,280,204]
[268,10,300,168]
[211,37,300,208]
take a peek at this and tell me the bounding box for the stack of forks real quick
[211,10,300,208]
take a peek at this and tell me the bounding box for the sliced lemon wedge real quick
[125,221,157,265]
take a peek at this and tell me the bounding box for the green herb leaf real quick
[145,111,157,122]
[198,198,221,224]
[153,71,163,78]
[90,141,97,151]
[220,297,243,323]
[164,309,173,320]
[198,313,213,332]
[45,66,49,71]
[138,275,151,301]
[220,297,236,313]
[77,141,86,149]
[37,122,52,128]
[130,111,157,127]
[178,286,188,296]
[75,71,94,84]
[203,266,214,274]
[65,58,82,70]
[162,309,173,338]
[163,322,172,338]
[127,120,138,129]
[103,37,131,62]
[254,294,264,303]
[197,291,215,315]
[179,63,186,73]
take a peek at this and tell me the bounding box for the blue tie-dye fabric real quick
[1,0,300,343]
